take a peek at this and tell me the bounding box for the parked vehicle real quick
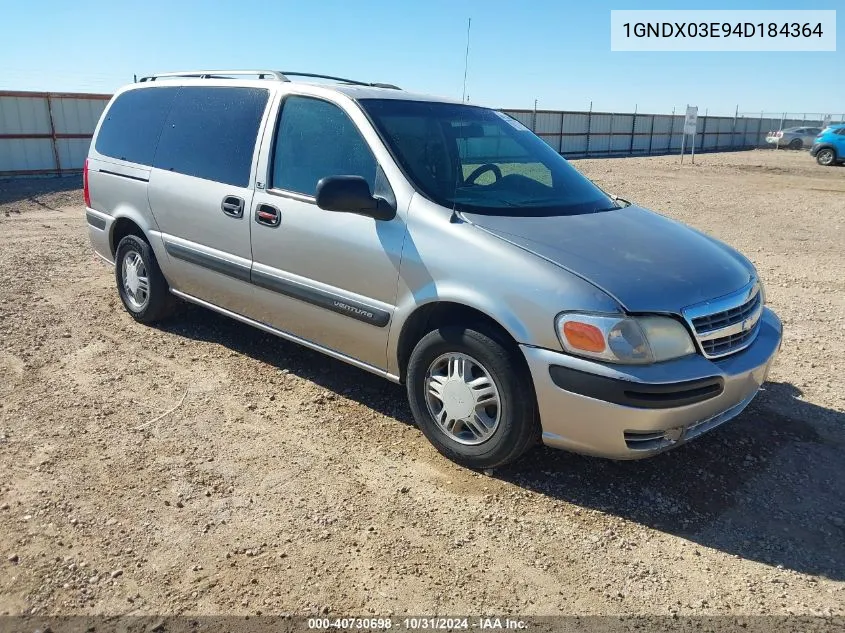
[765,126,823,149]
[85,70,782,468]
[809,124,845,166]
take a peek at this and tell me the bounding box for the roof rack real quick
[138,70,401,90]
[280,72,401,90]
[139,70,287,82]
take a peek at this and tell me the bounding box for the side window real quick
[271,96,377,196]
[154,86,269,187]
[95,87,177,165]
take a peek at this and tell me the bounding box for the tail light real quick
[775,131,783,138]
[83,158,91,208]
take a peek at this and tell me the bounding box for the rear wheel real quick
[788,138,803,150]
[115,235,175,324]
[406,326,539,469]
[816,148,836,166]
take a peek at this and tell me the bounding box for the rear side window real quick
[95,87,177,165]
[154,87,269,187]
[271,96,376,196]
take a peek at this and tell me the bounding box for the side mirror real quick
[315,176,396,221]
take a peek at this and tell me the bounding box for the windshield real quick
[358,99,616,216]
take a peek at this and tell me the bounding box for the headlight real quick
[555,313,695,364]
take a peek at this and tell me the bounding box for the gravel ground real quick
[0,150,843,618]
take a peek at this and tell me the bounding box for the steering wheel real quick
[465,163,502,185]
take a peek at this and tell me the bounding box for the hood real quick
[463,205,754,313]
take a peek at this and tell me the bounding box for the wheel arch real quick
[815,143,838,156]
[393,298,527,383]
[110,217,147,256]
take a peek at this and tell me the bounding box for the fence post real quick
[586,101,593,158]
[629,105,637,155]
[558,112,565,155]
[699,108,708,153]
[607,111,615,156]
[731,105,738,151]
[647,114,655,155]
[757,111,764,148]
[669,107,676,155]
[45,94,62,176]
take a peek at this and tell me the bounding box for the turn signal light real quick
[562,321,606,353]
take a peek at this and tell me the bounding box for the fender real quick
[109,203,169,270]
[387,280,545,378]
[813,142,838,156]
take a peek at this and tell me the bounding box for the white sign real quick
[683,106,698,135]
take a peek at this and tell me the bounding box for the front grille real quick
[683,281,763,359]
[691,291,761,334]
[700,326,758,357]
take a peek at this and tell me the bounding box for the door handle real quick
[255,203,281,227]
[221,196,245,218]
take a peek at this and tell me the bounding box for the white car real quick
[765,126,823,149]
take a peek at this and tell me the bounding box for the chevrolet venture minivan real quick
[85,70,782,468]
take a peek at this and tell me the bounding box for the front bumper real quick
[521,307,782,459]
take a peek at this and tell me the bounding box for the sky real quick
[2,0,842,117]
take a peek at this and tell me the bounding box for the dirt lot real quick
[1,150,844,618]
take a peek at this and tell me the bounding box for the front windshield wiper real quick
[453,194,520,207]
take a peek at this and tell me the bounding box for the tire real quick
[816,148,836,166]
[115,234,175,324]
[406,326,539,469]
[788,138,803,150]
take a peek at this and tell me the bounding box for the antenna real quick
[461,17,471,102]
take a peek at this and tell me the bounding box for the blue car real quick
[809,124,845,166]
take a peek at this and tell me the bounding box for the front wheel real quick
[816,148,836,166]
[788,138,803,150]
[406,326,539,469]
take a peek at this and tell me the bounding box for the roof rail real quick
[139,70,288,82]
[279,72,401,90]
[138,70,401,89]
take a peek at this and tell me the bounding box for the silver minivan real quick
[85,70,782,468]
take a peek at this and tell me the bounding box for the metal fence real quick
[499,108,844,158]
[2,89,843,177]
[0,90,110,177]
